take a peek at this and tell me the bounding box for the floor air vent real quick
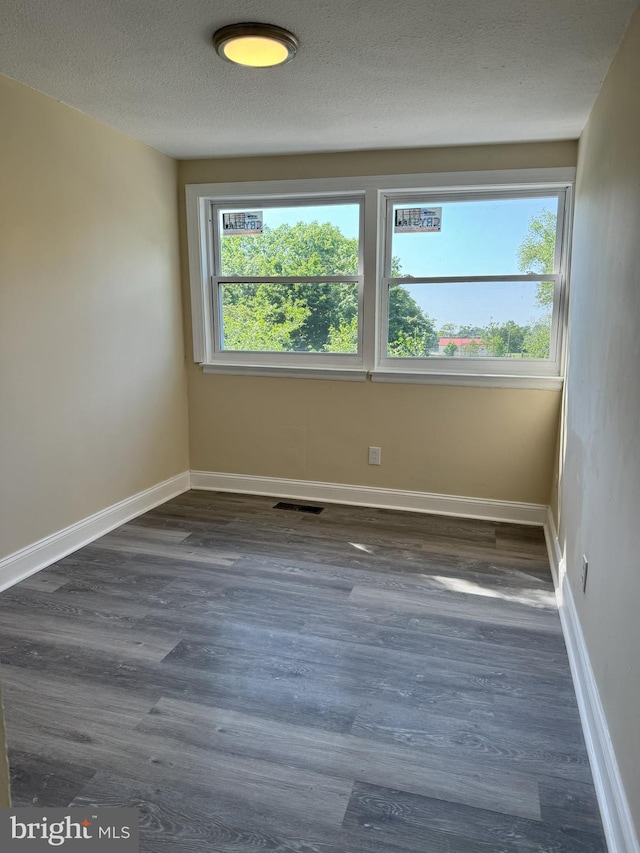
[273,501,324,514]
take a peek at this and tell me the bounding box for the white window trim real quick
[209,194,365,368]
[378,187,569,378]
[185,167,575,387]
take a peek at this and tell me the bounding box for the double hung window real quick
[186,170,572,387]
[379,190,566,376]
[211,198,364,368]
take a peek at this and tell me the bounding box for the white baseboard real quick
[544,509,639,853]
[190,470,547,525]
[543,506,564,591]
[0,472,191,593]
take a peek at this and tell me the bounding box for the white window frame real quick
[378,188,569,378]
[185,168,574,389]
[209,195,365,372]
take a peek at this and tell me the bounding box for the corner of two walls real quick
[0,72,571,583]
[178,141,574,506]
[0,70,574,559]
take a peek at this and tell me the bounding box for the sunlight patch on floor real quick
[432,575,556,607]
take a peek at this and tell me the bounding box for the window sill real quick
[200,362,563,389]
[371,370,563,390]
[200,363,368,381]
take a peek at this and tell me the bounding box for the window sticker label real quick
[394,207,442,233]
[222,211,263,235]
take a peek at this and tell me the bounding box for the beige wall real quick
[180,140,578,184]
[180,142,574,503]
[190,375,560,502]
[0,76,189,560]
[560,8,640,832]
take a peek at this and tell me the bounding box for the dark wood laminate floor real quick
[0,491,606,852]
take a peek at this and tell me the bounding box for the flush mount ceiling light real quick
[213,22,298,68]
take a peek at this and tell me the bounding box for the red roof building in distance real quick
[438,337,483,347]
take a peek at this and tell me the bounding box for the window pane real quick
[387,281,553,359]
[221,282,359,353]
[390,196,559,277]
[218,203,360,276]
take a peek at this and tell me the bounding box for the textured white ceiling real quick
[1,0,638,158]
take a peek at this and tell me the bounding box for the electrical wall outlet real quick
[581,555,589,592]
[368,446,381,465]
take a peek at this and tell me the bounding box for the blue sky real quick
[221,196,558,329]
[391,197,558,328]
